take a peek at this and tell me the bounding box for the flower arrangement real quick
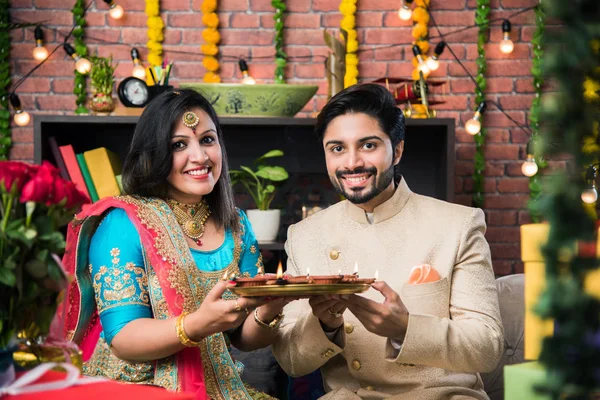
[71,0,88,114]
[411,0,430,81]
[339,0,358,88]
[145,0,164,68]
[201,0,221,83]
[272,0,287,84]
[0,161,89,349]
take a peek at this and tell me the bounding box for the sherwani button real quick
[344,323,354,334]
[351,360,361,370]
[329,250,340,260]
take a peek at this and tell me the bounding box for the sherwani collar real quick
[345,177,412,224]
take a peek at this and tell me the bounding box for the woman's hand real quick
[255,296,299,323]
[185,281,269,341]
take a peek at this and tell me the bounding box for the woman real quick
[62,89,290,399]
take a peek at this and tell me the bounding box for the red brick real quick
[448,61,477,77]
[161,0,193,11]
[485,162,507,177]
[312,0,340,12]
[85,11,108,27]
[488,77,514,93]
[499,94,535,110]
[9,143,34,161]
[455,177,464,192]
[286,0,311,12]
[498,177,530,193]
[431,11,475,26]
[374,47,404,61]
[364,28,412,45]
[12,10,73,26]
[501,0,539,7]
[515,78,535,93]
[10,127,33,143]
[431,0,468,10]
[286,14,322,29]
[484,144,520,160]
[169,14,205,28]
[463,177,497,193]
[33,0,68,8]
[486,210,518,225]
[121,28,147,44]
[357,12,384,27]
[488,60,533,77]
[231,13,260,29]
[492,260,514,276]
[488,9,536,25]
[490,243,521,260]
[322,14,342,28]
[486,129,511,143]
[13,77,50,93]
[164,30,183,45]
[518,210,533,225]
[357,62,387,79]
[285,29,326,46]
[513,261,524,274]
[294,64,325,79]
[110,0,145,11]
[221,30,274,46]
[485,226,521,242]
[107,11,148,28]
[248,0,273,12]
[12,0,33,7]
[356,0,396,11]
[485,194,529,209]
[436,96,469,110]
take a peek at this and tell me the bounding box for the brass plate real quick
[230,283,371,297]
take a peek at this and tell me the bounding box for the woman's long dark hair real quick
[122,89,239,232]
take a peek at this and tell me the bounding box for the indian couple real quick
[62,84,503,400]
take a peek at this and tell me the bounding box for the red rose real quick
[63,181,90,209]
[0,161,36,192]
[20,162,57,204]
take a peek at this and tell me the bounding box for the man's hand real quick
[309,295,346,332]
[340,281,409,342]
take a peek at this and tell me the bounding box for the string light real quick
[103,0,124,20]
[521,141,538,177]
[32,25,49,61]
[9,93,31,127]
[130,48,146,79]
[499,19,514,54]
[411,44,430,76]
[426,41,446,72]
[398,0,413,21]
[238,59,256,85]
[466,102,486,135]
[582,164,598,204]
[63,43,91,74]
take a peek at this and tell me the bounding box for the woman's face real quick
[166,108,222,204]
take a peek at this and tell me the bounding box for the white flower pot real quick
[246,209,281,243]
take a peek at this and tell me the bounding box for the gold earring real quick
[182,111,200,131]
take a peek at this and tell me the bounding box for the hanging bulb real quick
[63,43,91,74]
[521,155,538,177]
[582,165,599,204]
[238,58,256,85]
[32,25,49,61]
[466,102,486,135]
[412,44,430,76]
[499,19,514,54]
[104,0,124,20]
[9,93,31,127]
[398,0,413,21]
[130,48,146,79]
[425,41,446,72]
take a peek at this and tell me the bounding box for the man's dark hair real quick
[122,88,239,231]
[315,83,406,180]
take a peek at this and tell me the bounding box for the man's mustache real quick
[336,167,377,179]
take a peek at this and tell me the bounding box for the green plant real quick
[230,150,289,210]
[72,0,89,114]
[89,55,116,95]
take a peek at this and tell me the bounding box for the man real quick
[272,84,504,399]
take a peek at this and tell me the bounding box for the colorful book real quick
[59,144,90,199]
[115,174,123,193]
[83,147,122,199]
[48,136,70,180]
[76,153,99,202]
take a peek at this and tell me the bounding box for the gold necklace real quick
[167,198,211,246]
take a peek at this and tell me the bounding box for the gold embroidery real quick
[256,254,264,271]
[250,245,256,254]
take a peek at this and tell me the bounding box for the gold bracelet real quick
[254,308,284,330]
[176,311,202,347]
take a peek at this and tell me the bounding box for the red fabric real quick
[4,370,194,400]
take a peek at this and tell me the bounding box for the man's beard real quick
[330,163,395,204]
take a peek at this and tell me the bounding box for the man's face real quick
[322,112,403,205]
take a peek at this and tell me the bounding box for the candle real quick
[257,265,264,275]
[374,269,379,281]
[353,261,358,275]
[338,269,342,276]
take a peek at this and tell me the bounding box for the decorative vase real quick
[90,92,116,114]
[246,209,281,243]
[0,346,16,388]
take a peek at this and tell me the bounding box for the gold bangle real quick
[253,308,284,330]
[176,311,202,347]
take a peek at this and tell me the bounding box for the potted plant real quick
[230,150,289,242]
[89,54,117,114]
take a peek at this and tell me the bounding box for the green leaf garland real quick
[472,0,490,208]
[272,0,287,84]
[526,3,546,222]
[72,0,88,114]
[536,0,600,396]
[0,0,11,160]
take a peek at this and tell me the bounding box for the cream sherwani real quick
[272,178,504,400]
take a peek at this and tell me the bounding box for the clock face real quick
[125,80,149,106]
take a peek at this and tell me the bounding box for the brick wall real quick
[8,0,545,275]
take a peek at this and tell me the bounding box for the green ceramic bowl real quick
[179,83,318,117]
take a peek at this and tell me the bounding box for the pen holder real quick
[148,85,174,101]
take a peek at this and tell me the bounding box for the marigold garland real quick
[340,0,358,88]
[201,0,220,83]
[411,0,430,81]
[145,0,164,69]
[72,0,88,114]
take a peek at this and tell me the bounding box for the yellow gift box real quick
[521,223,600,360]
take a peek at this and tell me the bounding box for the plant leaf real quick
[0,268,16,287]
[255,166,289,181]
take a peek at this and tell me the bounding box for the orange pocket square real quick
[408,264,441,284]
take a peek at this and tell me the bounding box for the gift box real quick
[504,362,550,400]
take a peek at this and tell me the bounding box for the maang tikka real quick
[182,111,200,133]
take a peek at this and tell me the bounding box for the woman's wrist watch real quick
[254,308,284,330]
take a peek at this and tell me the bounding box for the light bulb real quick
[132,64,146,79]
[75,57,92,74]
[425,56,439,72]
[581,187,598,204]
[521,155,538,177]
[398,5,412,21]
[242,73,256,85]
[32,45,49,61]
[417,60,430,75]
[14,110,31,126]
[499,38,514,54]
[465,117,482,135]
[109,4,124,20]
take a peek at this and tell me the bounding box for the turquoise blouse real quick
[89,208,261,345]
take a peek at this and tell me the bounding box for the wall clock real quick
[117,77,150,108]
